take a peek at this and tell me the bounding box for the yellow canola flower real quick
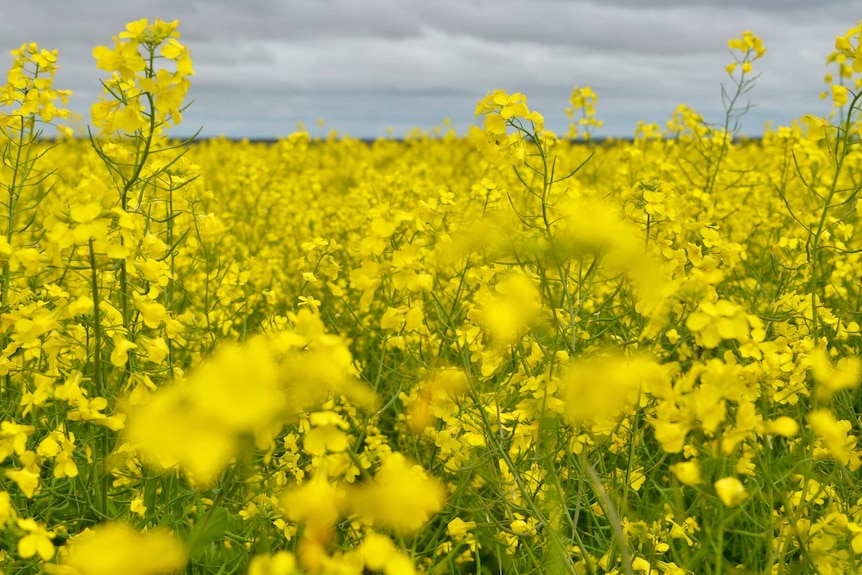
[135,258,172,285]
[138,336,170,365]
[124,385,237,487]
[0,421,35,462]
[473,90,544,131]
[6,466,40,499]
[69,202,102,224]
[109,336,137,368]
[714,477,747,507]
[90,18,192,134]
[652,421,689,455]
[13,309,57,345]
[248,551,298,575]
[669,460,703,486]
[278,339,379,417]
[360,532,415,575]
[762,416,799,438]
[560,353,665,426]
[188,337,285,433]
[685,299,750,349]
[809,348,861,401]
[302,424,348,455]
[469,272,541,347]
[800,114,831,141]
[134,297,167,329]
[831,84,849,107]
[808,409,856,468]
[471,89,544,165]
[69,200,109,243]
[0,491,13,524]
[406,368,468,433]
[835,21,862,73]
[303,412,350,455]
[280,471,346,528]
[552,196,640,262]
[49,522,186,575]
[125,335,289,485]
[348,452,446,534]
[632,557,652,573]
[727,30,766,59]
[3,42,72,129]
[17,517,55,561]
[92,40,145,79]
[37,429,78,479]
[565,86,603,140]
[447,517,477,539]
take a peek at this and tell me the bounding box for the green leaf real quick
[188,507,230,558]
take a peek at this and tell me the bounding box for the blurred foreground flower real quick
[47,522,186,575]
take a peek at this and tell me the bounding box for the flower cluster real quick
[91,18,194,135]
[565,86,603,140]
[725,30,767,75]
[469,89,544,164]
[0,42,72,135]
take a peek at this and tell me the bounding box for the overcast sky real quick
[1,1,856,140]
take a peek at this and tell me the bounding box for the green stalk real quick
[88,238,109,519]
[469,387,580,575]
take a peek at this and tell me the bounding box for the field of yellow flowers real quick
[0,17,861,575]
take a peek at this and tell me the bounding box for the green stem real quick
[88,238,110,519]
[470,388,580,575]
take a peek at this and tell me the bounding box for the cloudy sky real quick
[1,1,856,140]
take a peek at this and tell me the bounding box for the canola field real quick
[1,17,862,575]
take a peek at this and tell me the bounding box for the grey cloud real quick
[0,0,854,139]
[580,0,857,11]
